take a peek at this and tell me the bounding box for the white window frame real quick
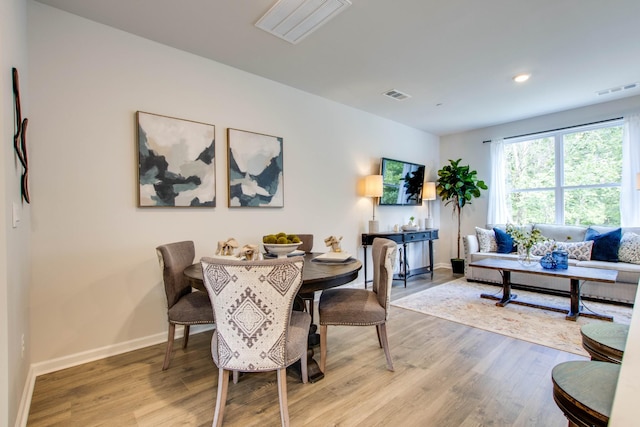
[505,119,623,225]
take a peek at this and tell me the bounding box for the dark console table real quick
[361,229,439,287]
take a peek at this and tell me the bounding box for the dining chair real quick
[201,256,311,427]
[318,237,397,373]
[156,241,214,371]
[295,234,314,253]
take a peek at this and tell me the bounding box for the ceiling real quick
[34,0,640,136]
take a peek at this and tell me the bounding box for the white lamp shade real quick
[364,175,383,197]
[423,181,437,201]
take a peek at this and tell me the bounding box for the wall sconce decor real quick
[364,175,383,232]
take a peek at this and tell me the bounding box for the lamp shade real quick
[364,175,383,197]
[423,181,437,201]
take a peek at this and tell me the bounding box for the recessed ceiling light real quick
[513,74,531,83]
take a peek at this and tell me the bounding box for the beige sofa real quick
[463,224,640,304]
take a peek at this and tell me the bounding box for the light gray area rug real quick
[391,279,633,356]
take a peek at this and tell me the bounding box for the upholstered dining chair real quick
[201,256,311,427]
[156,241,214,371]
[295,234,314,253]
[319,237,397,373]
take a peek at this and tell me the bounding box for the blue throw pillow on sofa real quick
[493,227,516,253]
[585,227,622,262]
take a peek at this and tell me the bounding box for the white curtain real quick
[487,139,511,225]
[621,113,640,227]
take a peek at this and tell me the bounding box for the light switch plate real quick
[12,202,20,228]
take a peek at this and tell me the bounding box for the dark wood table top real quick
[184,253,362,295]
[470,258,618,283]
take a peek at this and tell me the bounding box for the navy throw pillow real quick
[493,227,516,254]
[585,227,622,262]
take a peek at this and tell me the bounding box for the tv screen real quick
[379,158,425,206]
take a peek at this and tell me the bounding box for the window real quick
[504,121,623,226]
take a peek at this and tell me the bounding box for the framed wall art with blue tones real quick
[227,128,284,208]
[137,111,216,207]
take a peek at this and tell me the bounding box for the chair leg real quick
[301,351,308,384]
[162,323,176,371]
[182,325,190,349]
[320,325,328,373]
[378,323,394,371]
[232,370,239,384]
[376,324,383,348]
[212,368,230,427]
[277,368,290,427]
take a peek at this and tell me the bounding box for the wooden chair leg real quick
[213,368,229,427]
[320,325,328,373]
[182,325,190,349]
[277,368,290,427]
[301,352,308,384]
[378,323,394,372]
[376,324,383,348]
[162,323,176,371]
[232,370,239,384]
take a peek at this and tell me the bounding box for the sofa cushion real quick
[475,227,497,252]
[533,224,587,242]
[557,240,593,261]
[618,232,640,264]
[586,227,622,262]
[493,227,516,253]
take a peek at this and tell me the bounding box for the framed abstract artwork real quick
[137,111,215,207]
[227,128,284,207]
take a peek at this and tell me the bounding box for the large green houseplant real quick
[437,159,488,274]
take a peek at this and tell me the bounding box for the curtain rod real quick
[481,117,624,143]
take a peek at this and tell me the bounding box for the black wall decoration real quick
[12,67,30,204]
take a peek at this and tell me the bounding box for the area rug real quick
[391,279,633,356]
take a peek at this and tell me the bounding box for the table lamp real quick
[364,175,383,233]
[423,181,437,229]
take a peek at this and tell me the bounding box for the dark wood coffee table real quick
[469,258,618,321]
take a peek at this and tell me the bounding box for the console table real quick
[361,229,439,287]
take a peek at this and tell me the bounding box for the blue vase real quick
[540,253,557,269]
[553,249,569,269]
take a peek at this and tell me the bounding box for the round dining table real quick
[183,252,362,382]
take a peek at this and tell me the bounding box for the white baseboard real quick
[15,324,214,427]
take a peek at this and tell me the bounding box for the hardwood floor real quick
[27,270,581,426]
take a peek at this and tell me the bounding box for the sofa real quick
[463,224,640,304]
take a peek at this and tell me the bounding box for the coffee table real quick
[469,258,618,321]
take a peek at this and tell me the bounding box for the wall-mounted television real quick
[379,157,425,206]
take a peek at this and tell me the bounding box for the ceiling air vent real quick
[383,89,411,101]
[597,82,639,96]
[256,0,352,44]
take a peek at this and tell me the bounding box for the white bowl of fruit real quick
[263,233,303,258]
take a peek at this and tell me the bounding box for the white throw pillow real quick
[557,241,593,261]
[475,227,497,253]
[530,241,555,256]
[618,232,640,264]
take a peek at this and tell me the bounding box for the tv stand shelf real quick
[361,229,439,287]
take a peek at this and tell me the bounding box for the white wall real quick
[438,95,640,262]
[27,2,439,367]
[1,0,32,425]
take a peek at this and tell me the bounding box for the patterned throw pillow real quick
[618,232,640,264]
[475,227,497,252]
[557,241,593,261]
[530,241,555,256]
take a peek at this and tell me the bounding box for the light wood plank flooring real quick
[27,270,581,426]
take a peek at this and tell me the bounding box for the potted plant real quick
[437,159,488,274]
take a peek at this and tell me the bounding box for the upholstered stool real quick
[581,323,628,364]
[552,361,620,427]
